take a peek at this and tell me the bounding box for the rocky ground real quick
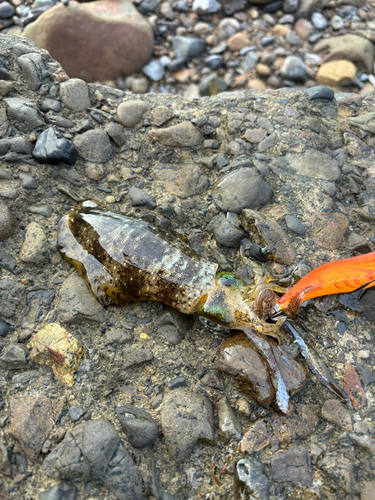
[2,32,375,500]
[1,0,375,99]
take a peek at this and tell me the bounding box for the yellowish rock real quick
[256,63,271,77]
[273,24,289,36]
[30,323,83,386]
[316,60,357,87]
[247,78,267,90]
[227,32,251,51]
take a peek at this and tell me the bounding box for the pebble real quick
[0,1,15,17]
[9,397,63,460]
[285,214,305,235]
[68,405,85,422]
[4,97,44,132]
[280,55,306,80]
[172,36,206,62]
[43,418,143,499]
[116,405,159,448]
[0,203,16,241]
[212,168,272,214]
[192,0,220,14]
[17,53,46,92]
[128,186,156,209]
[142,60,164,81]
[117,100,148,129]
[161,388,214,462]
[272,446,312,486]
[0,318,11,337]
[156,308,192,344]
[311,12,327,29]
[168,375,187,389]
[58,274,104,323]
[19,222,47,264]
[122,345,153,369]
[199,74,228,96]
[153,163,208,198]
[316,60,357,87]
[217,397,242,442]
[104,328,133,345]
[0,344,27,370]
[148,121,200,147]
[59,79,90,111]
[228,32,251,51]
[235,457,271,500]
[150,106,174,126]
[331,15,344,30]
[73,129,113,163]
[209,213,243,248]
[33,127,77,166]
[0,279,25,319]
[39,483,77,500]
[241,51,259,72]
[30,323,83,386]
[305,85,334,100]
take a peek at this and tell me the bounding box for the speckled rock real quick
[117,100,148,128]
[73,129,113,162]
[235,457,271,500]
[59,79,90,111]
[153,163,208,198]
[19,222,48,264]
[311,212,349,250]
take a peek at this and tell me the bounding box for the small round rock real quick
[285,215,305,235]
[0,204,16,241]
[305,86,334,101]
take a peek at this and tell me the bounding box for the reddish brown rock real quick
[9,397,63,460]
[22,0,153,82]
[311,212,349,250]
[344,364,367,410]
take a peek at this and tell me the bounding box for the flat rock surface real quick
[1,34,375,499]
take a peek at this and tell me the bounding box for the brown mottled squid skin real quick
[57,200,290,412]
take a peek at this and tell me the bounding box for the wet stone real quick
[33,127,77,166]
[116,405,159,448]
[0,278,25,318]
[57,274,105,323]
[30,323,83,386]
[73,129,113,163]
[242,209,296,265]
[285,215,305,235]
[43,418,143,500]
[148,121,200,147]
[212,168,272,214]
[156,307,193,345]
[68,406,85,422]
[311,212,349,250]
[19,222,48,265]
[116,100,148,128]
[128,187,156,209]
[59,79,90,112]
[0,203,16,241]
[235,457,271,500]
[9,397,63,460]
[0,344,27,369]
[272,446,312,487]
[161,388,214,462]
[217,397,242,443]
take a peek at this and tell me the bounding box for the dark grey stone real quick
[0,344,28,369]
[156,307,193,344]
[241,51,259,72]
[212,168,272,213]
[17,52,47,91]
[0,2,15,18]
[138,0,161,14]
[68,405,85,422]
[209,213,243,248]
[280,56,306,81]
[0,279,25,318]
[205,55,223,69]
[235,457,271,500]
[285,215,305,235]
[0,319,11,338]
[168,376,187,389]
[4,97,44,132]
[167,58,185,72]
[33,127,77,166]
[39,482,77,500]
[0,250,16,272]
[172,36,206,63]
[129,187,157,209]
[18,172,38,189]
[305,86,334,101]
[116,405,159,448]
[43,418,143,500]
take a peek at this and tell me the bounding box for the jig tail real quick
[277,251,375,316]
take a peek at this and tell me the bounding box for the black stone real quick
[33,127,77,166]
[205,55,224,70]
[305,86,335,101]
[167,58,186,72]
[0,319,11,338]
[0,58,12,80]
[116,405,159,448]
[168,376,187,389]
[172,36,206,63]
